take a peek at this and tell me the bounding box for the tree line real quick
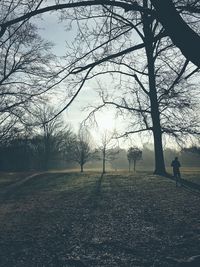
[0,107,199,172]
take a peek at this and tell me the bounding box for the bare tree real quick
[0,114,18,144]
[0,20,57,119]
[0,0,199,176]
[33,105,67,170]
[0,1,62,141]
[96,131,119,174]
[73,126,92,172]
[0,0,199,68]
[127,147,142,172]
[83,1,200,175]
[0,1,198,114]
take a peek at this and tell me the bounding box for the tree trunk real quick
[143,2,166,175]
[128,160,131,172]
[80,163,84,172]
[133,160,136,172]
[102,148,106,173]
[44,136,50,171]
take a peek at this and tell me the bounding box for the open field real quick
[0,171,199,267]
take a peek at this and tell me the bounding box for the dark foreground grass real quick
[0,172,34,189]
[0,172,199,267]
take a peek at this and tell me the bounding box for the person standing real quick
[171,157,181,187]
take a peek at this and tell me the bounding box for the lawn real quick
[0,171,199,266]
[0,171,34,189]
[165,166,200,185]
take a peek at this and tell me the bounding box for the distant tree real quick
[183,146,200,156]
[127,147,142,172]
[110,149,128,171]
[33,105,68,170]
[96,131,119,174]
[57,129,76,165]
[73,127,92,172]
[0,115,19,145]
[0,124,34,171]
[0,122,77,171]
[181,146,200,167]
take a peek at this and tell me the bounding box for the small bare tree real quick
[127,147,142,172]
[73,126,92,172]
[96,131,119,174]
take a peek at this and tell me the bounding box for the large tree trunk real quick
[143,1,166,175]
[151,0,200,68]
[152,121,166,175]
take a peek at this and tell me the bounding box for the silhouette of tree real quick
[0,1,199,70]
[1,1,199,64]
[72,126,92,172]
[95,131,119,174]
[151,0,200,67]
[33,105,67,170]
[182,146,200,156]
[127,147,142,172]
[0,1,199,115]
[83,1,200,174]
[0,0,199,175]
[0,20,56,119]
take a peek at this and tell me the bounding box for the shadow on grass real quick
[0,172,100,202]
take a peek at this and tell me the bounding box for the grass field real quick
[0,171,34,189]
[166,167,200,185]
[0,171,199,266]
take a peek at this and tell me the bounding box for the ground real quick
[0,170,199,267]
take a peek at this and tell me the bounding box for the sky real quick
[32,12,140,149]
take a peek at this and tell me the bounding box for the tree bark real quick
[151,0,200,68]
[147,51,166,175]
[143,2,166,175]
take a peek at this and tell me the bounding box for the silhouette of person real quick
[171,157,181,187]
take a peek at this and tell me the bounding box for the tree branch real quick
[71,31,166,74]
[102,99,151,114]
[151,0,200,67]
[0,1,147,38]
